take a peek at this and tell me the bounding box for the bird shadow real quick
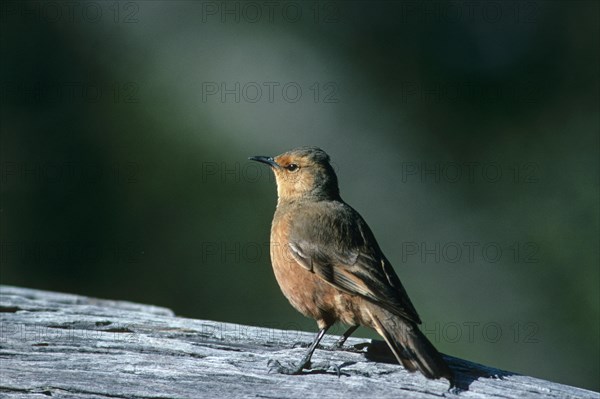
[354,340,516,392]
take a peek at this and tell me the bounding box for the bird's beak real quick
[249,156,280,169]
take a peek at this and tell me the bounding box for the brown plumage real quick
[250,146,453,384]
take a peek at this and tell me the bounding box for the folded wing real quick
[288,201,421,324]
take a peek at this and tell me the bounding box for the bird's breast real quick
[270,210,331,322]
[269,208,366,327]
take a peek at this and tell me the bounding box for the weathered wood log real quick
[0,285,596,398]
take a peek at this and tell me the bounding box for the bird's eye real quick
[286,163,299,172]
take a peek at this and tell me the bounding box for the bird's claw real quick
[329,343,363,353]
[267,359,341,376]
[332,340,345,350]
[325,362,342,377]
[447,386,463,395]
[267,359,309,375]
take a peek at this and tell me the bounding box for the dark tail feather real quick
[369,305,454,384]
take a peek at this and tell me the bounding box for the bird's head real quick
[250,146,340,202]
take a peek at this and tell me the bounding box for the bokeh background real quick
[1,0,598,391]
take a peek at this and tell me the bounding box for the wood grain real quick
[0,285,596,399]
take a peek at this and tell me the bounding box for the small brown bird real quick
[250,146,453,384]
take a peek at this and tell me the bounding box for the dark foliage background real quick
[1,1,598,391]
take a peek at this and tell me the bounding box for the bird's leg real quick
[268,327,329,375]
[333,325,359,349]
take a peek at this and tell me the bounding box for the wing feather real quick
[288,201,421,324]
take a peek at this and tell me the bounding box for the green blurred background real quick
[1,0,598,391]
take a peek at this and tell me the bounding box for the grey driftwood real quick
[0,285,597,398]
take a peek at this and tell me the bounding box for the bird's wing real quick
[288,201,421,324]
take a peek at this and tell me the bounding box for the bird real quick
[249,146,454,385]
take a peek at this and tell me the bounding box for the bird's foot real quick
[267,359,341,376]
[327,334,353,351]
[328,340,365,353]
[267,359,310,375]
[331,338,346,349]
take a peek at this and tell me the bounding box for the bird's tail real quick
[367,304,454,384]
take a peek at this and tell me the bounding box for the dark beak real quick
[249,156,280,168]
